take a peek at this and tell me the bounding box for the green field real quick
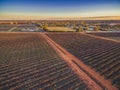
[46,27,75,32]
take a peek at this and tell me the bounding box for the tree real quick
[43,26,48,31]
[95,26,100,31]
[73,22,76,29]
[76,27,83,32]
[81,21,86,26]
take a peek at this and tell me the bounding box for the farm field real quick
[46,27,75,32]
[0,25,14,32]
[47,32,120,89]
[0,32,88,90]
[87,32,120,41]
[0,24,42,32]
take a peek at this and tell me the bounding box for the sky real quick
[0,0,120,19]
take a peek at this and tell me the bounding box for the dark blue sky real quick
[0,0,119,5]
[0,0,120,18]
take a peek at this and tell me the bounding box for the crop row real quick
[87,32,120,37]
[0,33,88,90]
[47,32,120,89]
[87,32,120,41]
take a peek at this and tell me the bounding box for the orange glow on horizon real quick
[0,15,120,20]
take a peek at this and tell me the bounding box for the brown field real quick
[0,32,88,90]
[0,32,119,90]
[47,32,120,89]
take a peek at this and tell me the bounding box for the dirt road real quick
[82,32,120,43]
[41,33,118,90]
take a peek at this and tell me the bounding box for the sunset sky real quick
[0,0,120,20]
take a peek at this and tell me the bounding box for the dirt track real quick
[41,33,118,90]
[82,32,120,43]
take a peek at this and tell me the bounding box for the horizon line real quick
[0,16,120,20]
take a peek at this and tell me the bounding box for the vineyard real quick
[87,32,120,41]
[47,32,120,89]
[0,33,88,90]
[0,26,13,32]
